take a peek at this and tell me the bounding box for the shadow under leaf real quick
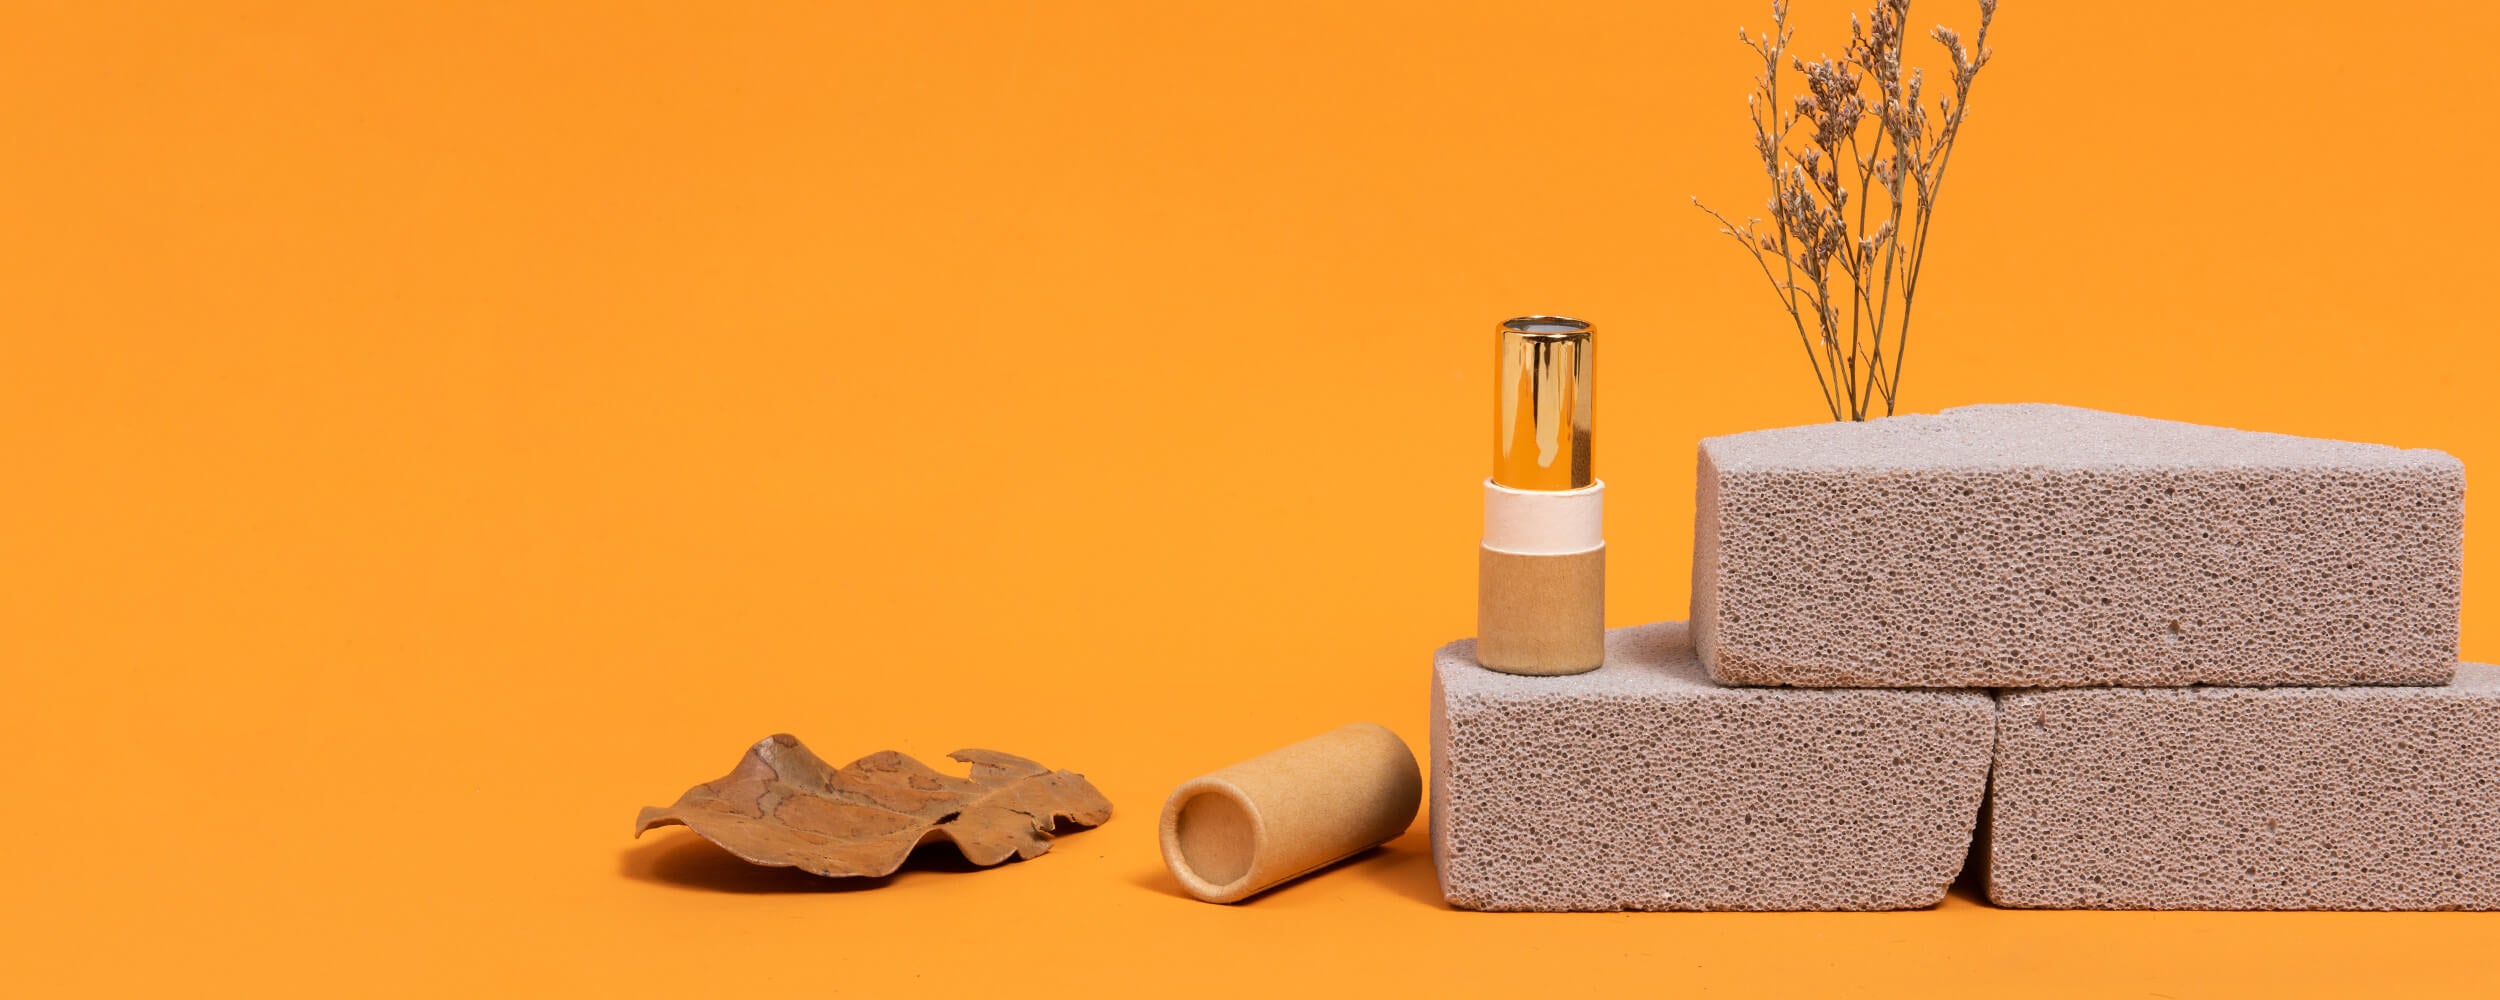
[620,829,1004,894]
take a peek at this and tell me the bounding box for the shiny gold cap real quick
[1492,315,1594,491]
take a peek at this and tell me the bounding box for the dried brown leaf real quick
[633,734,1112,878]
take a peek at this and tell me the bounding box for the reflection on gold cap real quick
[1493,316,1594,491]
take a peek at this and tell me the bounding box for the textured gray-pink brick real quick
[1988,667,2500,909]
[1692,403,2463,688]
[1431,621,1994,911]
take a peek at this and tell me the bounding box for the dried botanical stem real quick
[1889,0,1995,407]
[1703,1,1842,420]
[1696,0,1997,421]
[1853,1,1913,416]
[1697,200,1840,420]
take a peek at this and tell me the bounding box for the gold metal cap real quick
[1492,315,1594,491]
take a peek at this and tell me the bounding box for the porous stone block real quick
[1989,668,2500,910]
[1431,621,1995,911]
[1693,403,2462,688]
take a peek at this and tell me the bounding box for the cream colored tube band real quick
[1482,479,1603,554]
[1158,722,1423,904]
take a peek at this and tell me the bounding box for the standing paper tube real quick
[1158,722,1423,904]
[1476,315,1605,675]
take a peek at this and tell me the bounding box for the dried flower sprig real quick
[1697,0,1998,421]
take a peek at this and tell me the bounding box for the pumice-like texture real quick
[1431,621,1995,911]
[1989,668,2500,910]
[1693,403,2463,688]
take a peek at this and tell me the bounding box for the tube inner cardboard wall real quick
[1159,722,1423,904]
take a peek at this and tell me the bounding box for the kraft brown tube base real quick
[1476,544,1606,674]
[1158,722,1423,904]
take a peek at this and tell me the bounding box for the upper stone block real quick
[1692,404,2463,688]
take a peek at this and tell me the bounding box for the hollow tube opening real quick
[1171,788,1258,888]
[1501,315,1592,336]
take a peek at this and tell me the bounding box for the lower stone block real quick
[1989,667,2500,910]
[1431,621,1995,911]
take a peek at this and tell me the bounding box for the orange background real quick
[5,1,2497,995]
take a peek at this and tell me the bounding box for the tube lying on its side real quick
[1157,722,1422,904]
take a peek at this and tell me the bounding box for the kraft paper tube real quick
[1478,541,1606,672]
[1158,722,1423,904]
